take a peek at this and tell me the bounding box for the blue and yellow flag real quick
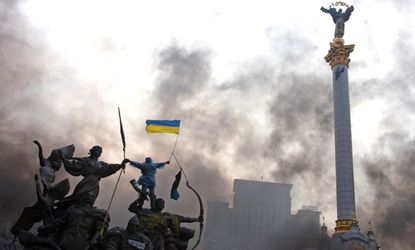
[145,120,180,134]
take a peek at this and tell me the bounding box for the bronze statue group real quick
[10,141,202,250]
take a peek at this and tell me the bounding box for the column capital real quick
[335,218,358,233]
[324,38,355,68]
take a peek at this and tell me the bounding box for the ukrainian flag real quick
[145,120,180,134]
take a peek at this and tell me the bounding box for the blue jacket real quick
[130,159,168,188]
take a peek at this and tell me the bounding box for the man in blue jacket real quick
[127,157,170,210]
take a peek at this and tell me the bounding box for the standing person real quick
[127,157,169,210]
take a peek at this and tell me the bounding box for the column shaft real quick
[332,64,355,219]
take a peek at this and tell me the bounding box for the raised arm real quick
[344,5,354,21]
[155,161,170,169]
[33,140,46,167]
[320,6,330,13]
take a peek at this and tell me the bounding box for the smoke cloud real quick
[1,1,415,249]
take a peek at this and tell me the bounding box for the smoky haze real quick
[1,1,415,250]
[0,0,136,233]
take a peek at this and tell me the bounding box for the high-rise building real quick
[203,179,320,250]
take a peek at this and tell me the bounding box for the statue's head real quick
[155,198,165,211]
[339,8,343,13]
[127,215,141,233]
[89,145,102,157]
[145,157,152,163]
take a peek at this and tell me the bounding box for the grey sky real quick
[1,0,414,248]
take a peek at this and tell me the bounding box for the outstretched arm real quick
[130,161,144,170]
[97,161,125,178]
[320,6,329,13]
[155,161,170,168]
[179,215,204,223]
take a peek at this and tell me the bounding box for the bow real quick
[186,181,204,250]
[172,153,204,249]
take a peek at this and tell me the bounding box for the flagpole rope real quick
[172,153,189,183]
[169,134,179,162]
[107,150,126,211]
[105,165,123,211]
[100,150,125,237]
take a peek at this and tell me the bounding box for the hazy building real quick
[203,179,320,250]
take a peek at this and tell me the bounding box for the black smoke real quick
[1,1,415,249]
[0,0,131,235]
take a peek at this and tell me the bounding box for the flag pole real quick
[169,133,179,162]
[172,152,189,182]
[100,108,126,236]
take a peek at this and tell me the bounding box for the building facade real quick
[203,179,320,250]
